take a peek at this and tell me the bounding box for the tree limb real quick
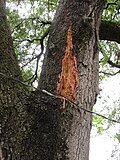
[99,70,120,76]
[108,59,120,68]
[99,20,120,44]
[104,2,117,9]
[25,27,50,84]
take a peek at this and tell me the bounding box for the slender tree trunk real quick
[0,1,29,159]
[0,0,106,160]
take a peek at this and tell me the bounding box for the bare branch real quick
[26,27,50,83]
[12,17,51,34]
[21,54,39,69]
[108,60,120,68]
[99,70,120,76]
[12,19,120,45]
[104,2,117,9]
[13,38,41,43]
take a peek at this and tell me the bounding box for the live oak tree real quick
[0,0,120,160]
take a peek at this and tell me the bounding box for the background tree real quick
[0,0,120,160]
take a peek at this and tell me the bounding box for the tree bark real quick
[38,0,106,159]
[100,20,120,44]
[0,0,106,160]
[0,1,30,159]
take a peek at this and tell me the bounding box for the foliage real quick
[99,0,120,81]
[7,0,58,83]
[97,0,120,140]
[92,111,107,134]
[107,99,120,143]
[103,0,120,21]
[93,92,120,142]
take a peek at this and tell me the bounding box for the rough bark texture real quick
[38,0,106,159]
[0,0,106,160]
[0,1,30,159]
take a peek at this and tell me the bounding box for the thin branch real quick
[0,72,120,124]
[108,60,120,68]
[21,54,39,69]
[13,27,50,45]
[29,41,44,83]
[12,18,25,34]
[26,27,50,83]
[99,70,120,76]
[12,19,120,45]
[12,17,51,34]
[20,43,40,69]
[13,38,41,44]
[104,2,118,9]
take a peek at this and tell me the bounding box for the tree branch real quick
[13,38,41,43]
[12,18,120,44]
[25,27,50,84]
[12,17,51,34]
[108,59,120,68]
[99,70,120,76]
[104,2,117,9]
[99,20,120,44]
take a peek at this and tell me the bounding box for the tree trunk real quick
[0,0,106,160]
[38,0,105,159]
[0,1,30,159]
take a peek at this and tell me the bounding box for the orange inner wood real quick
[57,23,79,101]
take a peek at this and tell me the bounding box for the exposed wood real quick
[38,0,105,159]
